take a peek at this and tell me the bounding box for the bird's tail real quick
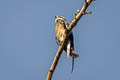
[72,57,74,72]
[71,50,79,58]
[71,50,79,72]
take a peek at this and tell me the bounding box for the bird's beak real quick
[55,16,57,19]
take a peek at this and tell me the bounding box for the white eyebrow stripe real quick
[55,18,63,23]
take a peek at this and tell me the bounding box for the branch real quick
[46,0,94,80]
[67,0,93,31]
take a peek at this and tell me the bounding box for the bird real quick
[55,16,79,72]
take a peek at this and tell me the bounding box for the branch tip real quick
[77,9,80,13]
[85,11,92,14]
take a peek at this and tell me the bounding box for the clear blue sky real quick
[0,0,120,80]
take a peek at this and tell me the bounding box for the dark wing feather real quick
[69,32,74,50]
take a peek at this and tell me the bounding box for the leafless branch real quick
[46,0,94,80]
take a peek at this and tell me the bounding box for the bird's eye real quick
[57,19,61,23]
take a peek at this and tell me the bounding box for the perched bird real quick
[55,16,79,72]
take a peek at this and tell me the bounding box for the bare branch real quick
[46,0,94,80]
[67,0,93,31]
[84,11,92,14]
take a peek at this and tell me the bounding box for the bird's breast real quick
[56,24,66,42]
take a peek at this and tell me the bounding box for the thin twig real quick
[46,0,93,80]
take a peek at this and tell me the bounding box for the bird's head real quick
[55,16,68,26]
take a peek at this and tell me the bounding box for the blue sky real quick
[0,0,120,80]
